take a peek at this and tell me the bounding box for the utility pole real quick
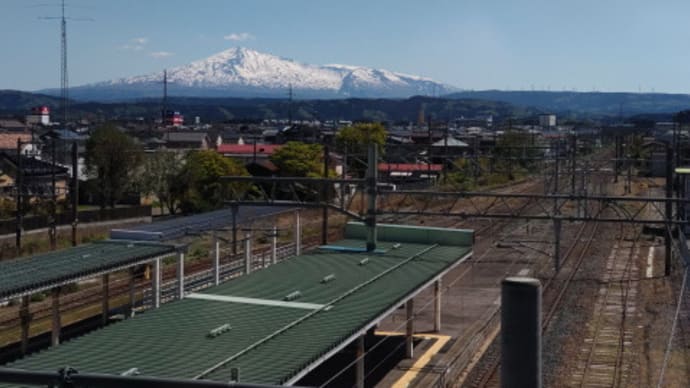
[50,137,57,251]
[366,143,378,251]
[553,139,560,193]
[15,139,23,256]
[322,146,329,245]
[288,83,293,126]
[665,144,674,276]
[71,141,79,246]
[570,134,576,195]
[162,69,168,124]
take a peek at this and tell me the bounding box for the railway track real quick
[565,226,641,388]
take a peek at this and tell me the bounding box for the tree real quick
[85,123,143,208]
[335,123,387,155]
[178,150,249,213]
[335,123,387,177]
[138,151,185,215]
[270,142,325,178]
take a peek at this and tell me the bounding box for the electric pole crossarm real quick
[378,210,686,225]
[380,190,690,205]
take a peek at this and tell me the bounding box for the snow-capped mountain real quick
[56,47,456,100]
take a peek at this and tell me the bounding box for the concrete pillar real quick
[366,144,378,252]
[19,295,31,355]
[232,205,238,255]
[244,233,252,275]
[177,251,185,300]
[50,287,61,347]
[434,279,442,332]
[101,273,110,326]
[356,335,365,388]
[501,277,542,388]
[128,267,136,318]
[152,258,161,309]
[294,210,301,256]
[405,299,414,358]
[214,235,221,286]
[271,226,278,265]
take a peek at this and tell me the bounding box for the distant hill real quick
[0,91,535,123]
[445,90,690,117]
[0,90,62,112]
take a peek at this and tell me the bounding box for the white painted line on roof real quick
[646,246,655,278]
[517,268,530,276]
[186,292,326,310]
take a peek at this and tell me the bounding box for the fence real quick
[0,206,152,235]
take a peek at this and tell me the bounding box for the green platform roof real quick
[3,224,473,386]
[0,240,177,301]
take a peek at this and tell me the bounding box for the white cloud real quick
[223,32,254,42]
[120,37,149,51]
[150,51,174,58]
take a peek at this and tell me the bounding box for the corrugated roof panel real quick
[0,240,176,300]
[4,226,473,386]
[110,206,291,241]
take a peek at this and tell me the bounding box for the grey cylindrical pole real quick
[271,226,278,265]
[501,277,541,388]
[177,251,185,300]
[213,235,220,286]
[19,295,31,355]
[356,335,365,388]
[128,267,136,318]
[366,143,378,252]
[244,233,252,275]
[294,210,301,256]
[101,273,110,325]
[152,258,161,309]
[50,287,61,347]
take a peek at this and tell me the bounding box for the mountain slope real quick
[446,90,690,116]
[48,47,456,101]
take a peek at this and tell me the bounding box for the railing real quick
[0,206,152,235]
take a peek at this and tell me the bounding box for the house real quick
[218,144,282,163]
[0,132,34,155]
[0,152,70,200]
[163,132,211,150]
[378,163,442,187]
[0,119,26,132]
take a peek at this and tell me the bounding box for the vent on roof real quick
[392,243,402,249]
[81,254,91,259]
[284,291,302,301]
[121,368,140,376]
[359,258,370,266]
[127,243,135,248]
[321,274,336,284]
[229,367,240,383]
[207,323,232,338]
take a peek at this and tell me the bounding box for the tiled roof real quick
[218,144,281,155]
[1,153,69,177]
[4,224,473,386]
[165,132,208,143]
[0,240,176,300]
[378,163,443,172]
[0,133,31,150]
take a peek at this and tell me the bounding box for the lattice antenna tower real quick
[38,0,93,126]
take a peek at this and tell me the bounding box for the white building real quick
[539,114,557,127]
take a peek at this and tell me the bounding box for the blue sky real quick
[2,0,690,93]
